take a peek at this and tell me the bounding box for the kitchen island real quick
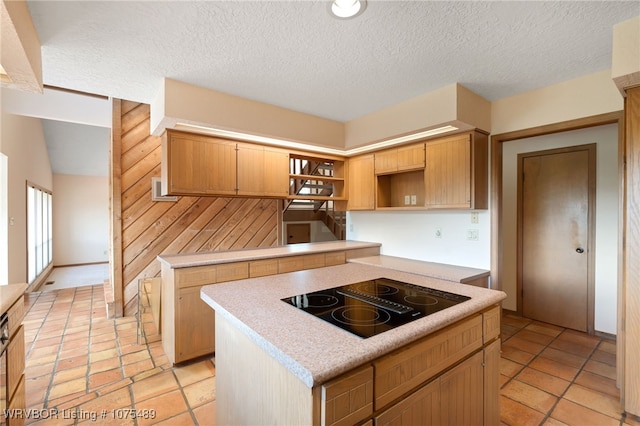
[201,262,505,425]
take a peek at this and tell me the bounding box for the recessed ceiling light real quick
[329,0,366,19]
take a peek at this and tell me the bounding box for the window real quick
[27,183,53,284]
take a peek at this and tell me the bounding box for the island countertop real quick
[158,240,381,269]
[201,262,505,388]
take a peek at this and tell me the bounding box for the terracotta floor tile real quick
[503,335,546,355]
[501,345,536,364]
[89,368,124,391]
[121,349,150,366]
[79,387,132,417]
[558,329,601,346]
[131,371,179,403]
[539,347,588,369]
[549,339,596,358]
[89,357,122,374]
[52,365,88,385]
[89,348,119,363]
[500,358,525,378]
[123,358,155,378]
[550,398,619,426]
[173,360,216,387]
[625,413,640,426]
[499,395,546,426]
[563,384,623,419]
[25,361,55,378]
[48,377,88,400]
[134,389,189,426]
[514,329,556,346]
[56,354,89,371]
[516,367,571,397]
[183,376,216,408]
[151,412,196,426]
[589,349,616,366]
[525,322,564,338]
[501,379,558,413]
[574,370,619,398]
[502,315,532,328]
[89,339,117,353]
[598,340,616,355]
[529,357,580,382]
[193,400,216,426]
[583,359,617,380]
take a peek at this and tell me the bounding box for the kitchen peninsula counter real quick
[349,255,491,286]
[157,240,381,269]
[1,283,27,315]
[202,263,506,425]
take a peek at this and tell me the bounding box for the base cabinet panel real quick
[375,379,441,426]
[176,286,215,362]
[440,351,484,425]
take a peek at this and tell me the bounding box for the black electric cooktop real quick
[281,277,470,338]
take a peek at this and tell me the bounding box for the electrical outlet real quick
[435,228,442,239]
[404,195,410,205]
[471,212,479,224]
[411,195,417,205]
[349,224,354,232]
[466,229,479,241]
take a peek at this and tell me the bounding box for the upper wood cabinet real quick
[424,132,488,209]
[375,143,425,175]
[161,129,289,197]
[347,154,375,210]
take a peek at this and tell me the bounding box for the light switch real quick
[411,195,417,205]
[404,195,410,205]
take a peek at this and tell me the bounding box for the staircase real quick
[284,155,346,240]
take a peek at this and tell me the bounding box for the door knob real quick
[576,247,585,254]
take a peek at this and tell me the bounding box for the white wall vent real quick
[151,177,177,202]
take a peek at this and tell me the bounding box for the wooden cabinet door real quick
[176,286,215,362]
[347,154,375,210]
[374,149,398,174]
[237,142,264,196]
[164,131,237,195]
[425,134,471,208]
[483,339,501,426]
[263,147,290,197]
[397,143,425,171]
[440,351,484,425]
[376,379,440,426]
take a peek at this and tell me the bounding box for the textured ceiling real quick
[18,1,640,177]
[26,0,640,123]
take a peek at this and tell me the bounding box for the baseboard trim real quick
[53,261,109,268]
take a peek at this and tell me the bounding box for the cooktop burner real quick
[282,277,470,338]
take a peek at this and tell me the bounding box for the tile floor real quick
[19,285,640,425]
[500,313,639,426]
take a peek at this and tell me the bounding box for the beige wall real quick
[491,70,623,135]
[53,174,109,266]
[0,111,52,284]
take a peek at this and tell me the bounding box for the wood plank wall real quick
[113,100,281,316]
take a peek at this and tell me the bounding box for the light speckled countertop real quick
[1,283,27,315]
[201,263,505,388]
[158,240,381,268]
[348,255,490,283]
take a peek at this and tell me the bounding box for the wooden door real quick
[286,223,310,244]
[519,145,595,332]
[440,351,483,425]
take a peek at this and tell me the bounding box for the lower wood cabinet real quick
[215,304,501,425]
[161,249,374,364]
[4,294,25,426]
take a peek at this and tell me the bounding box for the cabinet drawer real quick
[374,314,483,409]
[325,251,346,266]
[483,305,501,344]
[278,256,305,273]
[7,325,25,401]
[320,365,373,426]
[302,254,326,270]
[7,296,24,337]
[176,265,217,288]
[217,263,249,282]
[249,259,278,278]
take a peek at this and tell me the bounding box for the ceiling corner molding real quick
[0,0,43,93]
